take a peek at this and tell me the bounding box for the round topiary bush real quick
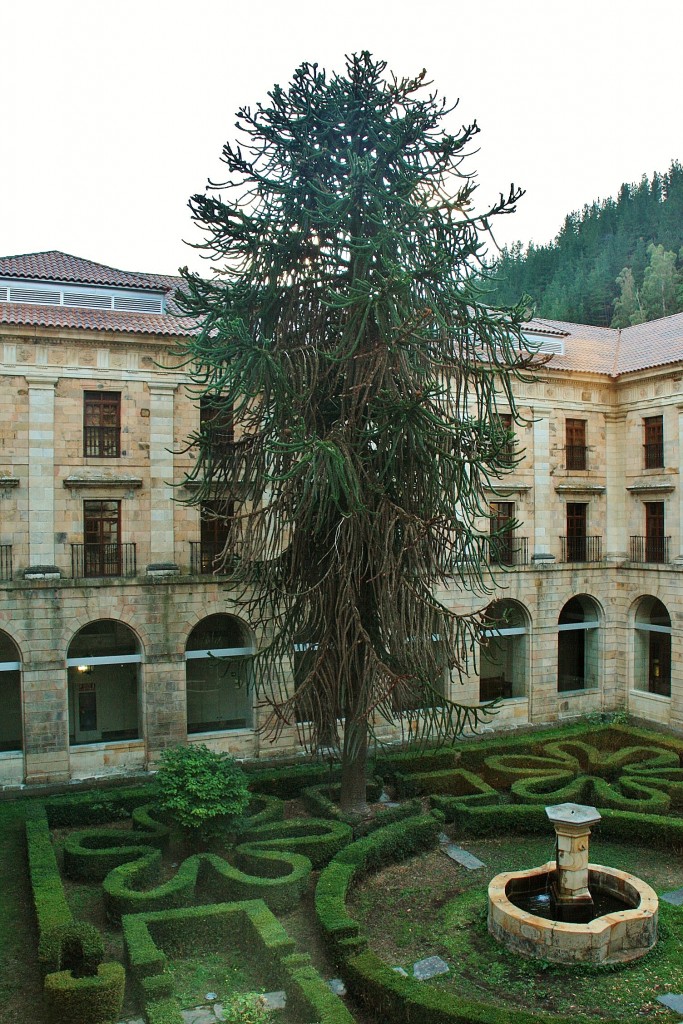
[156,744,250,845]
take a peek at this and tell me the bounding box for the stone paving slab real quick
[658,993,683,1013]
[661,888,683,906]
[440,843,486,870]
[413,955,450,980]
[181,1007,218,1024]
[261,991,287,1010]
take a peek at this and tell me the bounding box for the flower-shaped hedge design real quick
[484,739,683,813]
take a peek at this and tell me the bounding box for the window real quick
[497,413,515,466]
[199,501,234,573]
[0,631,21,752]
[645,502,666,563]
[565,503,587,562]
[83,500,121,577]
[480,601,527,702]
[634,597,671,697]
[489,501,515,566]
[557,595,600,693]
[185,615,253,733]
[565,419,587,470]
[67,620,141,744]
[644,416,664,469]
[199,396,234,456]
[84,391,121,458]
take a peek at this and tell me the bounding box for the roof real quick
[530,312,683,377]
[0,250,190,337]
[2,250,683,372]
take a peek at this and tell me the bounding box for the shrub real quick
[156,744,250,842]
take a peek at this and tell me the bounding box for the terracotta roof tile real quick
[0,302,190,337]
[618,313,683,373]
[0,250,181,294]
[0,250,192,335]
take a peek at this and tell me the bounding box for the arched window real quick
[557,595,600,693]
[67,620,141,744]
[480,600,528,702]
[634,597,671,697]
[185,614,254,733]
[0,631,22,751]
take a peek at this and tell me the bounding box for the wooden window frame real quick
[644,415,664,469]
[565,418,587,471]
[83,391,121,458]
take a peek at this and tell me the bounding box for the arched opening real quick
[67,620,142,744]
[0,631,22,751]
[557,595,600,693]
[185,614,254,733]
[634,596,671,697]
[480,600,528,701]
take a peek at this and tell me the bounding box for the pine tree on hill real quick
[487,162,683,327]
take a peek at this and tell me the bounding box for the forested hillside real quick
[487,162,683,327]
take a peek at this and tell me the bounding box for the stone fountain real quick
[487,802,658,964]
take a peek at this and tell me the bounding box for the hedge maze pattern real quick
[23,722,683,1024]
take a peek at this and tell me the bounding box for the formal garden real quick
[4,717,683,1024]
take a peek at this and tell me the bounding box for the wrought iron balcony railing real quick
[71,542,136,578]
[560,536,603,563]
[485,536,529,567]
[629,535,670,564]
[0,545,12,581]
[190,541,234,575]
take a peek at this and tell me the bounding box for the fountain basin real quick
[488,861,658,964]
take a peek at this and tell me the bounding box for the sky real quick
[2,0,681,278]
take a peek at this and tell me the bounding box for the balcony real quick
[190,541,234,575]
[71,543,136,579]
[485,536,529,567]
[560,536,603,563]
[629,536,670,564]
[0,545,12,581]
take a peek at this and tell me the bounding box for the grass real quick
[0,801,45,1024]
[349,836,683,1020]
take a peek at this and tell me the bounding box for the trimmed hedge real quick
[105,844,311,923]
[246,761,340,798]
[314,806,615,1024]
[316,814,441,959]
[124,900,354,1024]
[43,962,125,1024]
[394,767,499,804]
[44,783,158,827]
[301,778,383,822]
[239,816,353,868]
[25,803,124,1023]
[429,797,683,848]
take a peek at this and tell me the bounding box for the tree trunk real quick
[339,716,369,815]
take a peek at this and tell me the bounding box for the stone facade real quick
[2,252,683,785]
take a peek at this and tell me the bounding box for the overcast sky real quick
[3,0,681,278]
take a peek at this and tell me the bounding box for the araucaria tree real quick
[179,53,536,813]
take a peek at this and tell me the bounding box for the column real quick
[26,375,58,569]
[531,405,553,561]
[604,411,627,562]
[676,404,683,561]
[147,382,178,568]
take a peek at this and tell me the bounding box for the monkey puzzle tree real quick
[178,52,536,813]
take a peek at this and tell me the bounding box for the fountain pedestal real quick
[487,800,659,963]
[546,802,601,921]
